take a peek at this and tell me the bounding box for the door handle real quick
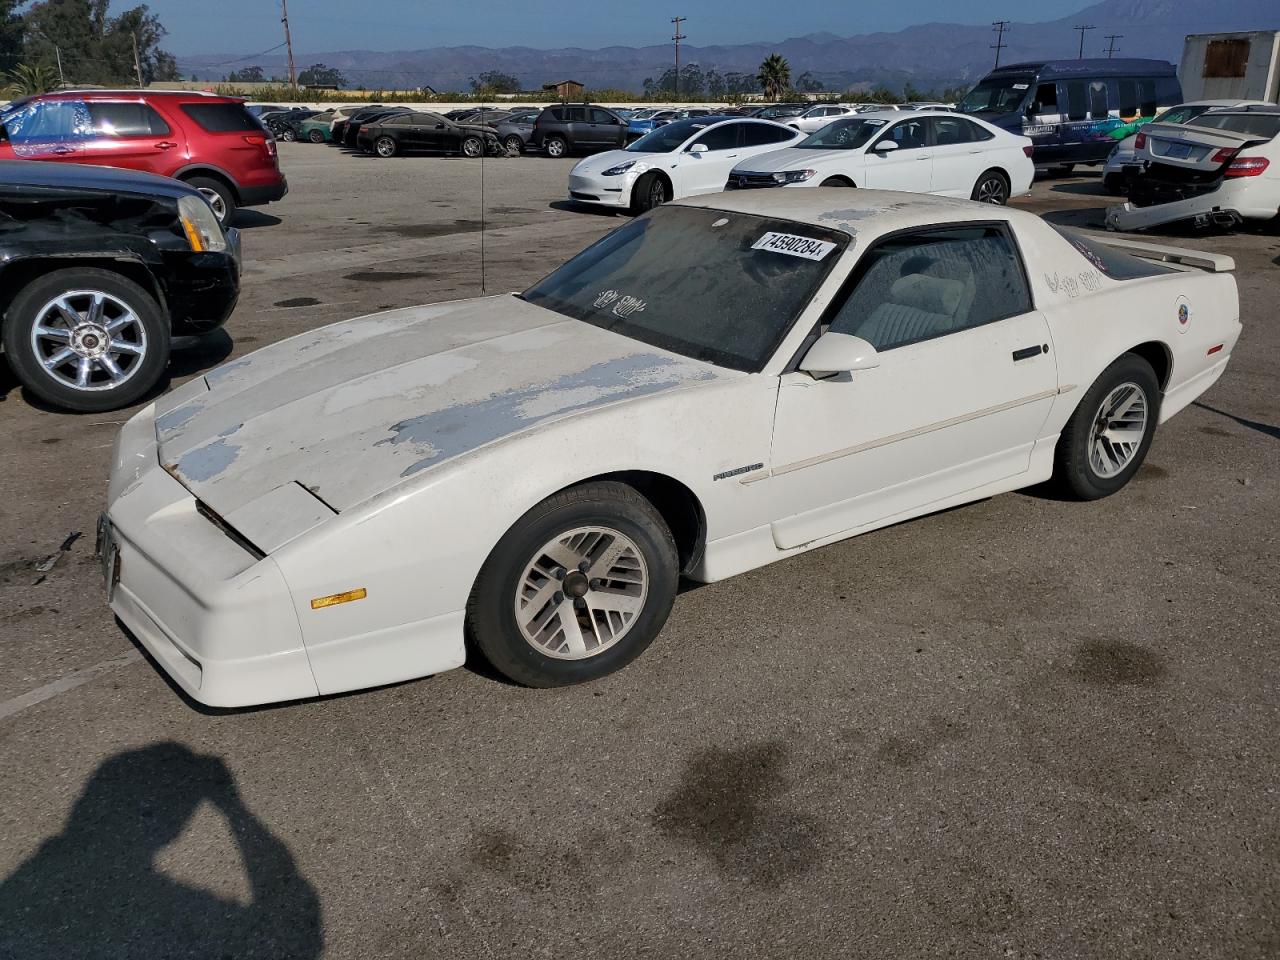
[1012,344,1047,361]
[155,141,177,149]
[52,145,74,155]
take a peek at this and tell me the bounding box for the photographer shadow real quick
[0,742,322,959]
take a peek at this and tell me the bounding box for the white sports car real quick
[727,110,1034,204]
[568,116,802,214]
[101,191,1241,707]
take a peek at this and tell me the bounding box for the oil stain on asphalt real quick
[652,743,822,885]
[1069,639,1167,687]
[274,297,321,308]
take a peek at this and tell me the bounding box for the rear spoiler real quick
[1093,236,1235,273]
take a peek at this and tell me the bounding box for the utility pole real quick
[281,0,297,87]
[991,20,1010,68]
[1074,24,1095,60]
[53,45,64,86]
[671,16,686,101]
[131,31,143,87]
[1104,34,1123,58]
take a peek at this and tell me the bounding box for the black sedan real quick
[0,161,239,412]
[356,112,502,158]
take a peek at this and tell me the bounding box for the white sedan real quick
[102,191,1240,707]
[568,116,802,214]
[787,104,863,133]
[727,110,1034,204]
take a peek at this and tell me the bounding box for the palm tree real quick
[4,63,61,97]
[757,54,791,101]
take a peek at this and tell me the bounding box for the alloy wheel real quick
[1089,382,1148,478]
[29,290,148,393]
[976,176,1007,204]
[513,526,649,660]
[196,187,227,221]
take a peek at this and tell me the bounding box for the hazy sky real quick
[145,0,1092,56]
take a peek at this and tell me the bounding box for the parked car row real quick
[567,111,1035,214]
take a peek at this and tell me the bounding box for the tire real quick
[183,175,236,225]
[308,129,325,143]
[629,172,669,214]
[1053,353,1160,500]
[544,135,568,158]
[2,267,169,413]
[461,136,483,158]
[374,135,397,158]
[280,127,296,142]
[467,481,679,688]
[971,169,1009,205]
[819,176,854,187]
[503,134,524,157]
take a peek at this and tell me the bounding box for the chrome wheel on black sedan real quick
[468,481,678,687]
[3,267,169,413]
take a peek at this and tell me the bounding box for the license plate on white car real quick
[1165,142,1193,159]
[96,514,120,601]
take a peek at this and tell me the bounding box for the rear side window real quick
[931,116,992,145]
[1066,81,1088,122]
[1051,226,1177,280]
[180,102,261,133]
[87,102,170,137]
[742,123,795,146]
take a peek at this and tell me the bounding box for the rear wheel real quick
[467,482,678,687]
[544,135,567,158]
[461,135,483,158]
[503,134,524,156]
[183,175,236,225]
[2,268,169,413]
[630,172,669,214]
[1053,353,1160,500]
[374,135,397,158]
[971,169,1009,204]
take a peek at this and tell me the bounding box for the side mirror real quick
[872,139,899,153]
[799,332,880,377]
[1026,103,1040,118]
[688,142,708,154]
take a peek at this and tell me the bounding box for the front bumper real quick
[1106,175,1278,231]
[163,236,240,336]
[568,172,632,207]
[103,404,319,707]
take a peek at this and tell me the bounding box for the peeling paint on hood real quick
[157,295,728,516]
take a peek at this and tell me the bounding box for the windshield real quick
[629,109,658,120]
[796,116,890,150]
[1188,112,1280,138]
[958,78,1032,115]
[521,205,848,372]
[627,117,715,152]
[1153,104,1211,125]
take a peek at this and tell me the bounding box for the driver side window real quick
[875,119,927,151]
[692,124,741,151]
[827,227,1032,351]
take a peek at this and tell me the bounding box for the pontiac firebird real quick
[100,191,1240,707]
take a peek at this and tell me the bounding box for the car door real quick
[78,101,181,174]
[588,108,623,147]
[679,122,744,196]
[766,224,1056,548]
[2,98,90,161]
[926,116,995,197]
[862,117,934,192]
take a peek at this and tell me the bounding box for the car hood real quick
[154,295,727,517]
[572,149,662,175]
[0,159,201,202]
[731,147,861,173]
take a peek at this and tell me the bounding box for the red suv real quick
[0,90,287,224]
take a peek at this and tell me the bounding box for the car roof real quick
[673,188,1024,235]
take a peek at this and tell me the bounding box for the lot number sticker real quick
[752,232,836,261]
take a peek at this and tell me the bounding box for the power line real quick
[671,16,686,100]
[1073,24,1095,60]
[991,20,1009,69]
[1104,34,1123,58]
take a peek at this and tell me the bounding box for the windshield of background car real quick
[627,117,712,152]
[1153,105,1210,125]
[958,78,1032,115]
[796,116,888,149]
[522,205,849,372]
[1186,112,1280,139]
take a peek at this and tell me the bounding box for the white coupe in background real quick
[567,115,802,213]
[102,191,1240,707]
[727,110,1034,204]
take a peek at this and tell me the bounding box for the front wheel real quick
[1,268,169,413]
[374,136,397,158]
[971,170,1009,205]
[819,176,854,188]
[461,136,483,158]
[630,172,668,214]
[279,127,296,142]
[467,482,679,687]
[308,129,325,143]
[1053,353,1160,500]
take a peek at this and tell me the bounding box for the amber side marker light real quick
[311,588,367,610]
[179,215,206,252]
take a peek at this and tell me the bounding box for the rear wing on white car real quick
[1093,235,1236,273]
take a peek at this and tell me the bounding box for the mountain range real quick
[178,0,1278,94]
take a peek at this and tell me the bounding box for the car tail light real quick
[243,134,275,156]
[1224,156,1269,177]
[1022,145,1034,158]
[1134,132,1146,150]
[1209,147,1238,165]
